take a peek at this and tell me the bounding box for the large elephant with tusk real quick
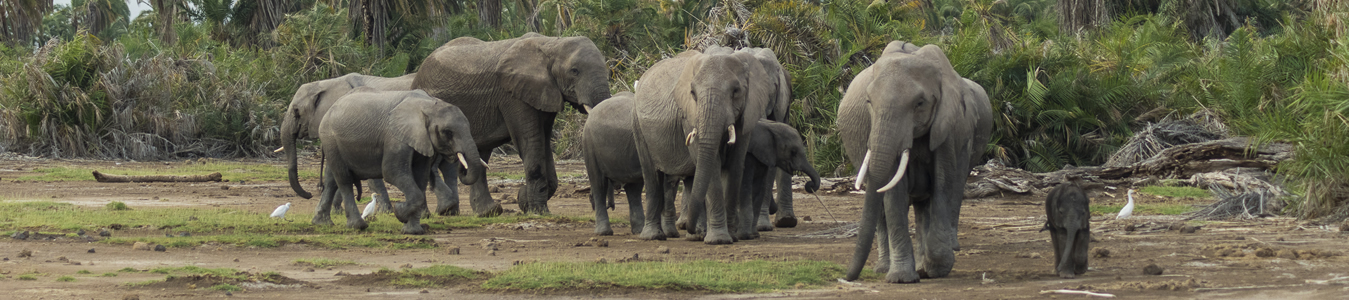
[838,42,993,283]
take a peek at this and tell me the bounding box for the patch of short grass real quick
[106,233,439,249]
[16,163,319,182]
[106,201,130,211]
[1092,204,1197,216]
[294,258,360,268]
[56,276,75,282]
[382,265,478,288]
[17,274,37,280]
[118,267,139,273]
[208,284,243,292]
[101,272,118,277]
[1139,186,1211,198]
[483,260,846,292]
[76,270,91,274]
[149,266,250,281]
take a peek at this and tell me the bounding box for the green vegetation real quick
[17,164,318,182]
[1092,204,1197,216]
[483,260,846,292]
[100,272,118,277]
[17,274,36,280]
[293,258,360,268]
[1140,186,1212,199]
[125,279,161,287]
[375,265,479,288]
[117,267,139,273]
[105,201,129,211]
[208,284,242,292]
[76,270,91,274]
[56,276,75,282]
[1,1,1347,219]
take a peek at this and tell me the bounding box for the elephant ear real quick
[499,38,564,113]
[390,96,436,157]
[917,46,975,152]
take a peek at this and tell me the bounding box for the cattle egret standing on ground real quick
[1117,189,1136,219]
[271,202,291,218]
[362,198,379,220]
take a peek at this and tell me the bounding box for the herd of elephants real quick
[274,32,1092,283]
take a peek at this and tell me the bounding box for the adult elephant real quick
[280,73,461,215]
[740,47,800,229]
[315,89,485,234]
[838,42,993,283]
[582,92,680,237]
[633,47,764,244]
[413,32,610,216]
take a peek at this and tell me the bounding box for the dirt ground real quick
[1,156,1347,300]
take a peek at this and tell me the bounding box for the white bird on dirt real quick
[1117,189,1136,219]
[270,202,291,218]
[362,198,379,220]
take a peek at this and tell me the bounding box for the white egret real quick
[362,197,379,220]
[1117,189,1136,219]
[270,202,291,218]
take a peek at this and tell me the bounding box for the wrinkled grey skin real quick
[315,89,485,234]
[413,32,610,217]
[283,73,451,215]
[633,47,763,244]
[839,42,994,283]
[582,92,680,237]
[1044,177,1090,279]
[738,120,821,236]
[741,48,800,229]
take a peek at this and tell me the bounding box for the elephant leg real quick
[468,148,503,217]
[874,211,890,274]
[674,177,690,231]
[591,178,613,236]
[623,182,645,235]
[389,163,432,235]
[508,111,559,215]
[756,169,775,232]
[332,174,367,231]
[367,179,394,214]
[311,174,338,226]
[733,163,761,240]
[634,131,667,241]
[1072,230,1090,275]
[915,153,964,279]
[432,159,461,216]
[772,171,798,228]
[710,172,736,244]
[660,177,680,238]
[883,186,920,283]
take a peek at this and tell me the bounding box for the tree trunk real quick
[1057,0,1111,34]
[92,171,223,183]
[152,0,177,44]
[478,0,501,29]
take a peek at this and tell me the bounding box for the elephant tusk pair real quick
[852,149,910,193]
[682,125,737,146]
[274,146,285,153]
[456,153,490,169]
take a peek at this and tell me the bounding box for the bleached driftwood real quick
[92,171,223,183]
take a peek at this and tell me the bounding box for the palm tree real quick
[478,0,501,28]
[1057,0,1111,34]
[0,0,53,46]
[143,0,177,43]
[72,0,130,39]
[347,0,450,54]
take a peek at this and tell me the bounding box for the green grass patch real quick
[101,272,118,277]
[76,270,91,274]
[377,265,478,288]
[294,258,360,268]
[56,276,75,282]
[1139,186,1212,198]
[208,284,243,292]
[483,260,846,292]
[118,267,139,273]
[148,266,250,281]
[15,163,319,182]
[17,274,36,280]
[106,201,130,211]
[1092,204,1197,216]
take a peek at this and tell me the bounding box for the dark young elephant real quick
[839,42,994,283]
[738,120,821,236]
[582,92,680,236]
[315,89,485,234]
[281,73,435,215]
[413,32,611,217]
[1044,175,1090,279]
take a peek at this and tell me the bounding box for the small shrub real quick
[118,267,139,273]
[56,276,75,282]
[100,272,118,277]
[106,201,129,211]
[76,270,91,274]
[18,274,37,280]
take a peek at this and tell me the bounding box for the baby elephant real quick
[738,120,821,238]
[1043,175,1090,278]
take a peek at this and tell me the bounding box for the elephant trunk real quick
[1057,228,1079,279]
[281,112,312,199]
[802,165,822,194]
[577,74,611,113]
[864,121,914,194]
[457,149,485,185]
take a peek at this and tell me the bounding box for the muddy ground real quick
[0,155,1346,299]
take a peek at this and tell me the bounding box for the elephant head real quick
[504,35,611,113]
[391,92,486,186]
[282,73,416,199]
[750,120,820,193]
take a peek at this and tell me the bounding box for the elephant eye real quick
[569,68,580,75]
[690,89,697,99]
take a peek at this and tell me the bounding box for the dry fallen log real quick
[1096,137,1292,180]
[92,171,223,183]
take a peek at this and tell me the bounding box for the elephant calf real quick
[739,120,821,237]
[582,92,679,237]
[1044,175,1090,278]
[316,89,486,234]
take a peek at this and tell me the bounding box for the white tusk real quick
[480,158,488,168]
[458,153,469,169]
[685,130,697,146]
[273,146,285,153]
[854,150,871,190]
[877,150,910,192]
[727,125,736,144]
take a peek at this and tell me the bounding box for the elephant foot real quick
[594,223,614,236]
[347,219,369,231]
[393,202,413,223]
[874,262,890,274]
[675,217,688,230]
[1057,270,1077,279]
[638,223,666,240]
[402,222,428,235]
[885,269,921,284]
[756,215,774,232]
[704,230,734,245]
[312,215,334,226]
[476,203,504,218]
[630,224,642,235]
[662,222,680,238]
[773,215,798,228]
[916,264,953,279]
[684,233,705,241]
[733,230,756,241]
[435,199,460,216]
